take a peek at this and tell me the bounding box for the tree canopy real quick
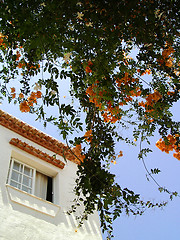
[0,0,180,238]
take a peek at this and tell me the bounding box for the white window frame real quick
[7,149,61,206]
[7,158,36,195]
[6,156,60,217]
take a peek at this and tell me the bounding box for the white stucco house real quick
[0,109,102,240]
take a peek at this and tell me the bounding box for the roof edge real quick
[0,109,79,164]
[10,138,65,169]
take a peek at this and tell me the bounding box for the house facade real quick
[0,110,102,240]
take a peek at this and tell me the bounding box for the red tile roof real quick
[10,138,65,169]
[0,109,79,164]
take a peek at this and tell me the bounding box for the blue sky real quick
[0,82,180,240]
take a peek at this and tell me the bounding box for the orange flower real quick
[84,129,93,142]
[156,135,177,154]
[19,93,24,99]
[0,38,3,45]
[173,152,180,161]
[11,88,16,98]
[146,90,162,102]
[118,151,123,158]
[138,69,151,76]
[11,93,16,99]
[146,69,151,75]
[85,61,93,73]
[28,101,34,107]
[140,90,162,114]
[18,62,26,68]
[165,58,173,67]
[167,91,174,96]
[36,91,42,98]
[158,46,174,68]
[87,60,93,66]
[16,51,21,61]
[11,87,16,93]
[86,74,142,124]
[0,33,7,48]
[111,160,117,165]
[156,134,180,160]
[19,100,30,112]
[86,86,94,96]
[73,144,85,163]
[85,66,92,73]
[28,92,37,104]
[162,46,174,58]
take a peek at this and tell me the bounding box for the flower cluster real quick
[16,50,21,61]
[84,129,93,142]
[86,82,103,109]
[17,60,40,71]
[86,73,142,123]
[158,46,174,68]
[111,151,123,164]
[19,100,30,112]
[139,90,162,113]
[156,134,180,160]
[19,91,42,112]
[11,87,16,99]
[11,88,26,100]
[0,33,7,48]
[73,144,85,163]
[19,93,24,98]
[111,159,117,165]
[137,69,151,76]
[173,152,180,161]
[85,61,93,74]
[102,103,122,123]
[115,73,141,103]
[86,82,122,123]
[118,150,123,158]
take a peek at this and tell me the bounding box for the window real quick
[7,158,53,203]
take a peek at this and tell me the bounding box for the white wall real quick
[0,125,102,240]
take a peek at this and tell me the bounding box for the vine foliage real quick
[0,0,180,238]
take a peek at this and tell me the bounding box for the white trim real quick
[8,150,61,205]
[6,184,60,217]
[7,158,55,203]
[8,158,36,194]
[7,158,14,185]
[11,149,59,177]
[32,168,36,195]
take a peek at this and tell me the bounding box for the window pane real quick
[23,175,32,187]
[24,166,31,176]
[8,159,50,198]
[11,171,21,182]
[13,161,20,171]
[22,185,32,194]
[10,180,21,189]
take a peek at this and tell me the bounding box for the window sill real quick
[6,184,60,217]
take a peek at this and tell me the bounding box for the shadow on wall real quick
[1,184,102,239]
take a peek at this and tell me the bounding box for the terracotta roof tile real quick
[9,138,65,169]
[0,109,79,164]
